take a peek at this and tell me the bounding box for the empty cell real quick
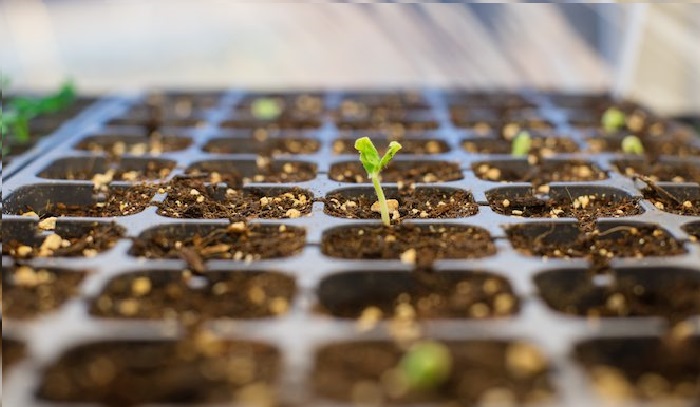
[2,338,26,372]
[158,179,314,219]
[38,340,280,404]
[3,266,85,318]
[333,137,449,155]
[329,160,463,183]
[2,219,124,259]
[91,270,295,319]
[187,159,317,185]
[322,224,495,265]
[204,136,320,155]
[683,221,700,240]
[643,185,700,216]
[473,159,607,183]
[337,117,440,132]
[613,158,700,183]
[318,270,519,318]
[75,134,192,155]
[535,267,700,321]
[487,186,642,218]
[130,223,305,266]
[3,184,156,217]
[575,337,699,400]
[508,223,685,259]
[39,156,175,181]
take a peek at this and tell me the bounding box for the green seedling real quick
[511,130,532,157]
[399,341,452,391]
[602,107,626,134]
[622,135,645,155]
[354,137,402,226]
[3,80,76,143]
[251,97,283,120]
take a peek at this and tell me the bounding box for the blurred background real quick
[1,1,698,115]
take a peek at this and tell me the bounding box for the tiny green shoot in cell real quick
[2,80,76,143]
[601,107,626,134]
[398,341,452,391]
[251,98,283,120]
[354,137,402,226]
[511,130,532,157]
[621,135,645,155]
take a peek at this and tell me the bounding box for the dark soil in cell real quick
[547,93,619,110]
[157,178,313,219]
[488,191,642,219]
[329,161,463,184]
[75,134,192,156]
[41,159,174,182]
[641,184,700,216]
[449,92,536,109]
[339,92,430,111]
[586,135,628,154]
[26,186,156,217]
[130,223,305,271]
[473,160,607,184]
[684,222,700,240]
[499,120,557,140]
[237,93,325,115]
[37,339,281,406]
[221,116,322,131]
[2,266,85,318]
[337,118,439,132]
[333,138,449,155]
[574,337,699,400]
[91,270,296,319]
[508,223,686,259]
[204,137,320,155]
[324,188,477,220]
[118,107,210,122]
[313,340,553,404]
[463,136,580,155]
[108,117,206,130]
[449,108,499,130]
[535,268,700,322]
[3,223,125,259]
[141,91,223,109]
[588,135,700,157]
[318,270,519,318]
[336,109,434,122]
[322,224,495,266]
[614,159,700,183]
[2,339,26,371]
[451,119,499,136]
[186,160,317,186]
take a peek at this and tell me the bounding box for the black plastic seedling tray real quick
[2,89,700,407]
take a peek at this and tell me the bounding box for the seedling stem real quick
[354,137,402,226]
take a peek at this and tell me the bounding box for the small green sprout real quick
[3,80,76,142]
[511,130,532,157]
[601,107,626,134]
[399,341,452,391]
[251,97,283,120]
[622,135,645,155]
[354,137,402,226]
